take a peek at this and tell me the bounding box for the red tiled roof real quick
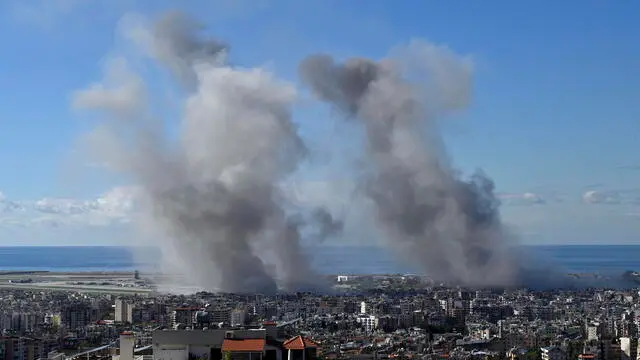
[262,321,276,326]
[222,339,265,352]
[283,336,318,350]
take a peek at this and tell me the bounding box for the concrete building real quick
[119,332,134,360]
[172,308,199,328]
[61,304,91,331]
[210,308,231,326]
[356,315,378,332]
[586,323,601,341]
[152,329,282,360]
[112,332,147,360]
[230,310,246,327]
[0,313,41,332]
[115,300,133,324]
[221,338,266,360]
[1,337,25,360]
[540,346,565,360]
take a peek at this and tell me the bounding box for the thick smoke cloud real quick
[73,12,340,294]
[298,43,524,287]
[309,207,344,242]
[72,12,606,292]
[133,11,228,88]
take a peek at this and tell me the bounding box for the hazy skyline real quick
[0,0,639,246]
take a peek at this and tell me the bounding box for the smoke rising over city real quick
[72,11,567,292]
[72,11,341,294]
[298,47,523,287]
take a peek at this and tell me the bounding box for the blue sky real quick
[0,0,639,245]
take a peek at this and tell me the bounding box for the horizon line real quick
[0,243,638,248]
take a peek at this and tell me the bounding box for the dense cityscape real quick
[1,272,640,360]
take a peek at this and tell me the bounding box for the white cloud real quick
[582,190,619,204]
[3,180,634,245]
[0,181,370,246]
[0,187,138,228]
[582,189,640,205]
[2,182,638,246]
[497,192,546,206]
[0,181,348,229]
[0,195,25,213]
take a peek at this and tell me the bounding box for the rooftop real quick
[221,339,265,352]
[283,336,318,350]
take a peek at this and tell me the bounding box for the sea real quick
[0,245,638,275]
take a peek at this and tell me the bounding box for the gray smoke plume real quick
[310,207,344,241]
[299,42,523,287]
[133,11,229,88]
[72,11,334,294]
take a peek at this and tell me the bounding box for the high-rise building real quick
[172,307,199,328]
[115,299,133,323]
[61,304,91,331]
[356,315,378,332]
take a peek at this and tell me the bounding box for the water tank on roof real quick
[195,311,209,321]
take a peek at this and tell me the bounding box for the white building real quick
[115,299,133,323]
[230,309,246,327]
[360,301,367,314]
[153,329,283,360]
[119,332,134,360]
[112,332,146,360]
[356,315,378,332]
[586,324,599,341]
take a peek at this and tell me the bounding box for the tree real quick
[524,349,540,360]
[223,351,232,360]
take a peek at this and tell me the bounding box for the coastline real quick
[0,270,153,295]
[0,269,637,295]
[0,244,638,281]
